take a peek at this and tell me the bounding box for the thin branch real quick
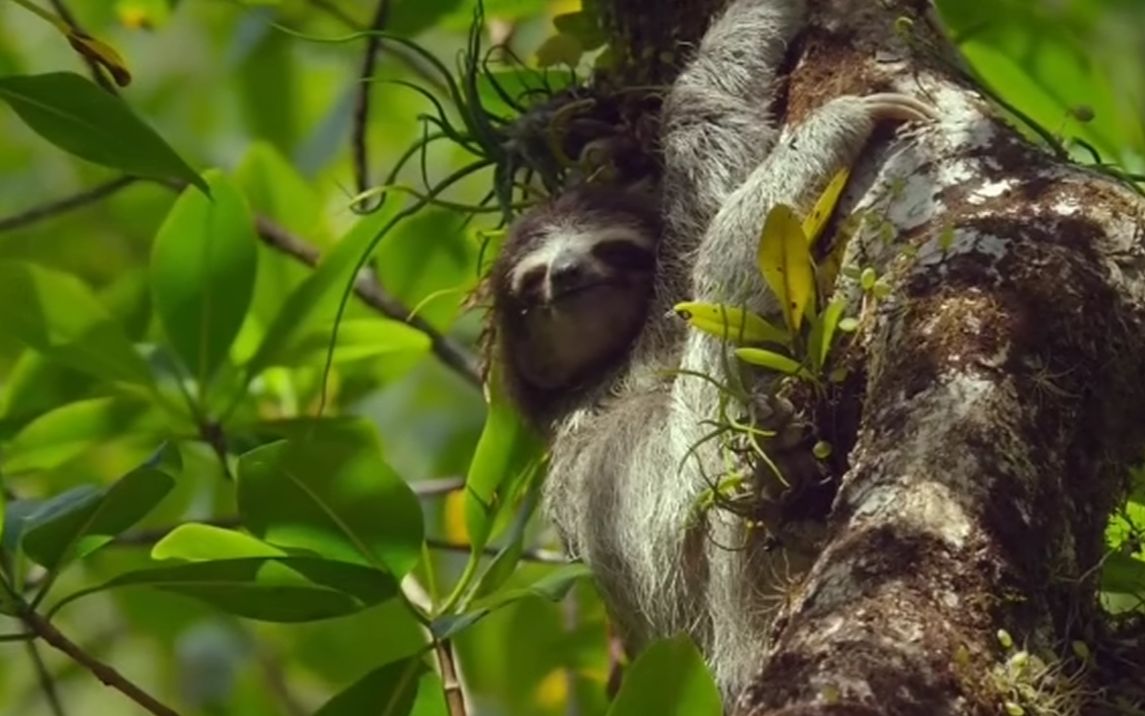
[21,610,179,716]
[352,0,390,207]
[303,0,447,93]
[255,646,307,716]
[0,178,482,388]
[434,638,467,716]
[0,177,137,233]
[46,0,116,93]
[254,216,482,387]
[424,538,567,565]
[25,640,67,716]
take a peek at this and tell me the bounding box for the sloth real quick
[489,0,935,702]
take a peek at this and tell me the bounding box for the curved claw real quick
[861,92,939,123]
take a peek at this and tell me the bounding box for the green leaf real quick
[237,418,423,577]
[465,370,544,554]
[673,302,789,347]
[245,206,395,376]
[1101,553,1145,596]
[0,261,152,386]
[3,397,156,474]
[469,483,542,600]
[152,523,287,561]
[0,72,205,192]
[281,319,431,368]
[54,557,397,622]
[314,656,432,716]
[606,634,721,716]
[734,348,807,378]
[758,204,817,333]
[807,298,847,372]
[552,11,605,50]
[234,142,325,240]
[151,171,258,387]
[2,499,46,554]
[389,0,463,36]
[23,464,175,573]
[431,563,590,641]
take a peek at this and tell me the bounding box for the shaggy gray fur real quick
[498,0,936,701]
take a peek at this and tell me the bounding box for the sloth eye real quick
[593,240,652,272]
[517,267,546,299]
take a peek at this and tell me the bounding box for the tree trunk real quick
[595,0,1145,713]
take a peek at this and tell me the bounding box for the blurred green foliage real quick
[0,0,1141,715]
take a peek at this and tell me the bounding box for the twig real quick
[21,609,179,716]
[303,0,447,93]
[25,640,67,716]
[46,0,116,93]
[352,0,390,207]
[254,216,482,387]
[434,638,467,716]
[255,646,307,716]
[0,178,482,388]
[0,177,137,233]
[412,476,466,496]
[424,538,566,565]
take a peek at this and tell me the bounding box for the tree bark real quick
[595,0,1145,713]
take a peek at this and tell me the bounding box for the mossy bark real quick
[588,1,1145,713]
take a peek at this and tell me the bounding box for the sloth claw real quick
[861,92,939,123]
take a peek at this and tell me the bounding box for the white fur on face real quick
[508,223,654,302]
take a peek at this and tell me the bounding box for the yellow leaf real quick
[535,33,583,68]
[673,301,789,347]
[802,168,851,247]
[734,347,806,377]
[757,204,816,333]
[67,32,132,87]
[443,490,469,543]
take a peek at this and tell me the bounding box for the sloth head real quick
[490,186,661,421]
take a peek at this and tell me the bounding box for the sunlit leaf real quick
[0,72,205,191]
[673,302,789,347]
[152,523,287,561]
[54,557,397,622]
[151,171,257,387]
[734,348,807,378]
[0,262,152,386]
[606,634,721,716]
[757,204,817,333]
[281,319,431,368]
[237,418,423,577]
[3,397,157,474]
[802,168,850,247]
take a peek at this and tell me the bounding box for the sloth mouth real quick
[546,278,617,303]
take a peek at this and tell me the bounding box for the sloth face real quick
[493,187,660,393]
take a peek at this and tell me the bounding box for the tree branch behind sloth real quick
[490,0,934,701]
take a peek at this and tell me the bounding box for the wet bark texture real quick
[598,0,1145,713]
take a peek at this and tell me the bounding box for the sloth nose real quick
[549,254,587,295]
